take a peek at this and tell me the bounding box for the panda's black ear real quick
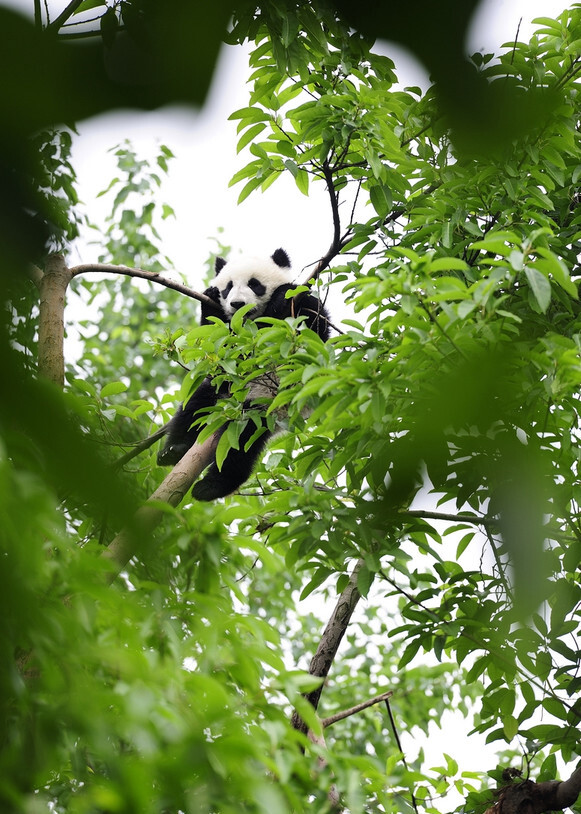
[272,248,291,268]
[215,257,227,275]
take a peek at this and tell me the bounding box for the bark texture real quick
[38,254,73,386]
[485,766,581,814]
[291,560,364,734]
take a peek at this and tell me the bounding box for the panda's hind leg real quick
[192,421,270,501]
[157,379,218,466]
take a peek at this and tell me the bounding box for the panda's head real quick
[213,248,292,319]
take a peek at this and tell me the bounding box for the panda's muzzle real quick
[231,301,247,311]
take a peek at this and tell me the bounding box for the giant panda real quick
[157,248,330,501]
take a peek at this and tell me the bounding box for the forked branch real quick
[45,0,87,32]
[302,160,352,285]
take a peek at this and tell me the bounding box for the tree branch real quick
[38,257,214,387]
[102,434,219,582]
[554,765,581,808]
[385,694,419,814]
[486,766,581,813]
[404,509,498,527]
[324,160,341,256]
[45,0,85,32]
[307,729,342,810]
[302,161,350,285]
[113,426,168,470]
[71,263,215,306]
[291,559,364,734]
[321,690,393,728]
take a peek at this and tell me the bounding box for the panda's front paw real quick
[157,443,189,466]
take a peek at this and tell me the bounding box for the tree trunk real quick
[38,254,73,387]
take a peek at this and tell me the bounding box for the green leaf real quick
[531,16,563,30]
[369,184,393,218]
[237,175,263,204]
[74,0,107,13]
[292,696,323,736]
[215,423,240,471]
[237,123,267,153]
[283,158,298,177]
[100,381,128,397]
[534,250,578,298]
[539,753,557,782]
[356,564,374,598]
[295,169,309,196]
[502,715,518,740]
[456,532,475,558]
[442,221,453,248]
[429,257,469,272]
[524,266,551,312]
[528,186,554,210]
[228,106,271,122]
[300,567,333,600]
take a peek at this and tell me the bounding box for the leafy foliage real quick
[2,2,581,814]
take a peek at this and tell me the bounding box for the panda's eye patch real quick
[248,278,266,296]
[221,281,233,298]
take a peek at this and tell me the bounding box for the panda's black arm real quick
[201,286,226,325]
[263,285,330,340]
[157,378,219,466]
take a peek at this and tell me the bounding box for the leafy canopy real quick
[2,2,581,814]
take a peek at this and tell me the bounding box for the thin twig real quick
[385,696,419,814]
[404,509,498,527]
[418,299,468,359]
[484,527,513,600]
[509,18,522,65]
[349,179,363,227]
[302,307,345,335]
[113,426,168,470]
[321,690,393,728]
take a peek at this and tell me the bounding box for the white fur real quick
[214,255,293,318]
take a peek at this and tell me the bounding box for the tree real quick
[2,2,581,813]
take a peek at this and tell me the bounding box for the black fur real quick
[158,250,330,500]
[214,256,227,274]
[271,248,291,268]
